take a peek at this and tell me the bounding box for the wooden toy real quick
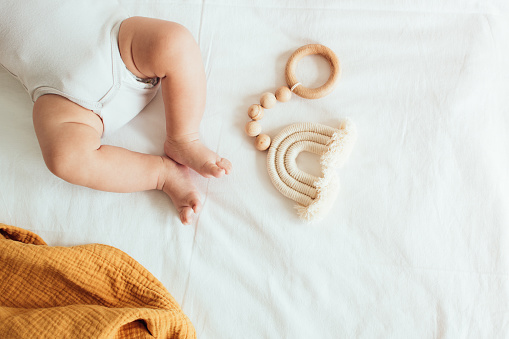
[255,134,271,151]
[260,92,277,109]
[245,120,261,137]
[248,104,264,120]
[244,44,357,221]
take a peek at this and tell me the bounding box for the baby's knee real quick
[157,21,196,52]
[121,17,200,78]
[33,94,101,187]
[43,146,90,186]
[150,22,199,69]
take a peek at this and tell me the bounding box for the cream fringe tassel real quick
[267,119,357,222]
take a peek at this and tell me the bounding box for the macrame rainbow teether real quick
[244,44,357,221]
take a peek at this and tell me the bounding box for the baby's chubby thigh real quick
[32,94,104,183]
[118,16,197,79]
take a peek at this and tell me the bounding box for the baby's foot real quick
[164,135,232,178]
[158,156,202,225]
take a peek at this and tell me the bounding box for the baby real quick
[0,1,232,225]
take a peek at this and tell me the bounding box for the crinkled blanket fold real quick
[0,223,195,339]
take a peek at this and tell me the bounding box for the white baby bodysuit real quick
[0,0,159,136]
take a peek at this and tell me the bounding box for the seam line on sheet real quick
[180,175,210,309]
[182,2,506,17]
[197,0,206,45]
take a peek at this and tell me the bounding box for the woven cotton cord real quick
[290,83,301,92]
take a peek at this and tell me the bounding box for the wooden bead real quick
[275,86,292,102]
[245,120,262,137]
[260,92,277,109]
[248,104,264,121]
[255,134,271,151]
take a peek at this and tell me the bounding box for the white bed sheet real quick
[1,0,509,337]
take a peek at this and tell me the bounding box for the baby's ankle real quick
[165,132,200,146]
[156,156,169,191]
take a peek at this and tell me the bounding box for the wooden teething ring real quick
[285,44,341,99]
[244,44,341,151]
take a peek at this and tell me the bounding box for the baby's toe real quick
[217,158,232,175]
[178,193,201,225]
[179,207,194,225]
[189,195,202,214]
[203,161,225,178]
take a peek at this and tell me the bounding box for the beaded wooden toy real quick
[245,44,357,221]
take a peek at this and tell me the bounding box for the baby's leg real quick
[33,94,201,225]
[118,17,232,178]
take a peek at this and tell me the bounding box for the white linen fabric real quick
[1,0,508,338]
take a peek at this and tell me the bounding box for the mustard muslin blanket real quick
[0,224,195,339]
